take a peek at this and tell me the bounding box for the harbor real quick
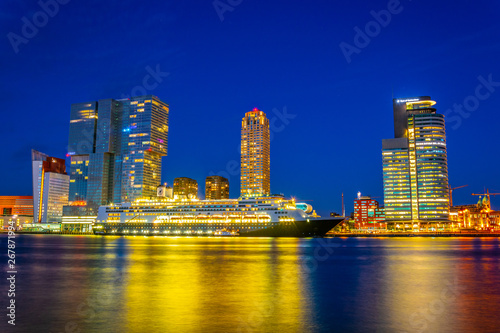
[7,234,500,332]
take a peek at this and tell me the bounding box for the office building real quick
[382,97,450,230]
[0,196,33,216]
[173,177,198,199]
[241,108,270,197]
[32,150,69,223]
[205,176,229,200]
[353,194,385,230]
[67,95,169,213]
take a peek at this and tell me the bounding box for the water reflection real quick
[8,235,500,333]
[122,237,312,332]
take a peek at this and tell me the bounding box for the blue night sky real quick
[1,0,499,215]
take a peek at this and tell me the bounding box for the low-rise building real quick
[354,194,386,231]
[450,196,499,230]
[1,215,34,231]
[0,196,33,216]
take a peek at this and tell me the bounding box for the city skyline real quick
[5,93,500,216]
[1,1,499,216]
[3,2,500,332]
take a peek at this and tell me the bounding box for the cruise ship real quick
[94,196,344,237]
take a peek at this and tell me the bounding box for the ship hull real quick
[239,218,344,237]
[93,218,344,237]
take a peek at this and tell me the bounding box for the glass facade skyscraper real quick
[382,138,411,221]
[115,97,169,202]
[68,155,89,203]
[383,97,449,230]
[241,109,270,197]
[68,102,98,156]
[67,95,168,213]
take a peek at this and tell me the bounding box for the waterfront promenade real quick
[4,230,500,237]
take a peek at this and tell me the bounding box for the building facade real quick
[205,176,229,200]
[383,97,450,230]
[67,95,169,213]
[32,150,69,223]
[2,216,34,231]
[0,196,33,216]
[173,177,198,199]
[353,195,386,230]
[450,196,500,230]
[241,108,270,197]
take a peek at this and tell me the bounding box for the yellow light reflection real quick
[123,238,311,332]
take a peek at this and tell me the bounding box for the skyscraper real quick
[32,150,69,223]
[115,97,169,203]
[68,100,117,211]
[67,95,168,212]
[241,108,270,197]
[205,176,229,200]
[382,97,450,230]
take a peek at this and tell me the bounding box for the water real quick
[2,235,500,332]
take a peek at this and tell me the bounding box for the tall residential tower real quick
[241,108,270,197]
[382,97,449,230]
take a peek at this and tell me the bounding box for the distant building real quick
[241,108,270,197]
[383,96,449,230]
[67,95,169,213]
[32,150,69,223]
[0,196,33,216]
[353,194,385,230]
[173,177,198,199]
[1,216,33,231]
[0,196,34,231]
[205,176,229,200]
[490,211,500,229]
[450,196,499,230]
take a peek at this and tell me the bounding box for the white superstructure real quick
[96,196,309,225]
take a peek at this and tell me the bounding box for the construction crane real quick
[471,189,500,209]
[448,185,468,207]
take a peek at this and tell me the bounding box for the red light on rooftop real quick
[253,108,259,112]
